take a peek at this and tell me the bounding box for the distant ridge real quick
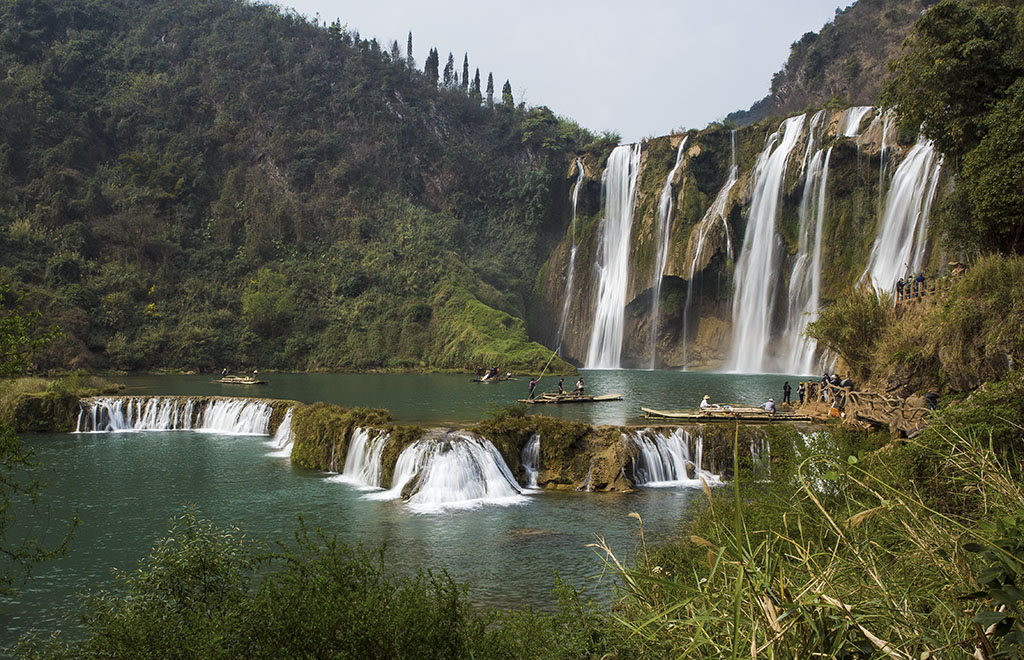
[727,0,938,125]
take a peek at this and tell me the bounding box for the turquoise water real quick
[114,369,802,426]
[3,370,804,649]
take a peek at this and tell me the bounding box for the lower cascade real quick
[76,396,274,435]
[628,428,722,487]
[267,408,295,457]
[364,432,525,510]
[521,432,540,488]
[331,427,391,489]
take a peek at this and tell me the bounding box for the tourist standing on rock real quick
[783,381,791,404]
[797,382,805,404]
[896,278,905,301]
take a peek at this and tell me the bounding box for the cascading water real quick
[556,159,585,352]
[266,408,295,457]
[366,432,526,511]
[681,132,737,369]
[648,138,687,369]
[838,105,873,138]
[628,428,721,487]
[521,432,540,488]
[586,143,642,368]
[861,137,943,292]
[330,427,391,488]
[782,111,832,374]
[729,114,806,373]
[76,396,273,435]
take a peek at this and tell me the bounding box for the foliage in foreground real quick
[808,254,1024,393]
[16,511,602,660]
[594,408,1024,659]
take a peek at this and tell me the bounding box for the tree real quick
[424,48,439,86]
[241,269,296,338]
[501,79,513,106]
[470,68,481,103]
[0,286,71,595]
[389,39,401,61]
[443,52,455,87]
[486,72,494,106]
[462,54,469,91]
[882,0,1022,164]
[406,31,414,68]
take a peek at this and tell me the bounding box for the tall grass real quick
[594,421,1024,658]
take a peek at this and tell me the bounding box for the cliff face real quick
[533,107,952,371]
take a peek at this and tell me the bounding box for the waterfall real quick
[681,131,737,369]
[628,428,721,487]
[521,432,540,488]
[648,138,688,369]
[556,159,585,352]
[76,396,274,435]
[782,111,831,374]
[330,427,391,489]
[366,432,526,511]
[861,137,943,292]
[838,106,873,137]
[586,143,642,368]
[729,114,806,373]
[266,408,294,457]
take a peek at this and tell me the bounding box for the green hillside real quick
[0,0,601,373]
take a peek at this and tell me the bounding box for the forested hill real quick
[728,0,937,125]
[0,0,608,373]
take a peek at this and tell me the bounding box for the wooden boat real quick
[470,376,517,382]
[518,393,622,404]
[641,406,812,423]
[213,376,267,385]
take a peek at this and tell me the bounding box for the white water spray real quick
[861,137,943,292]
[330,427,391,489]
[681,132,737,369]
[628,429,721,487]
[838,106,873,138]
[782,111,832,374]
[366,432,526,511]
[556,159,585,352]
[266,408,295,457]
[76,397,273,435]
[648,138,687,369]
[586,143,642,368]
[521,432,540,488]
[729,115,805,373]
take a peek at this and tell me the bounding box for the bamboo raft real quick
[470,376,517,383]
[213,377,267,385]
[518,393,623,405]
[641,406,813,423]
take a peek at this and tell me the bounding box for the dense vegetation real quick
[0,0,602,374]
[728,0,937,125]
[882,0,1024,255]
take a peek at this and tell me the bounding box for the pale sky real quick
[281,0,850,143]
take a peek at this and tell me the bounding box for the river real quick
[3,370,804,649]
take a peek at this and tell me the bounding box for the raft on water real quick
[213,377,267,385]
[470,376,517,383]
[518,393,623,404]
[641,406,813,423]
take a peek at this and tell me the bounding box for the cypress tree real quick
[486,73,494,107]
[471,68,481,96]
[389,40,401,61]
[443,52,455,87]
[462,54,469,91]
[501,79,513,106]
[425,48,439,86]
[406,31,414,68]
